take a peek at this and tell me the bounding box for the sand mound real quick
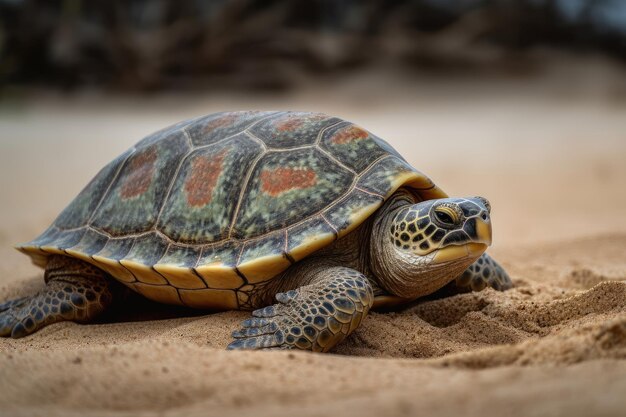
[337,281,626,362]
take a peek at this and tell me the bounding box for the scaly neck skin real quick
[368,190,473,299]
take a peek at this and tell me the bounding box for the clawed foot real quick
[228,268,373,352]
[0,278,112,338]
[0,296,34,338]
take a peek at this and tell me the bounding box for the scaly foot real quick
[228,267,373,352]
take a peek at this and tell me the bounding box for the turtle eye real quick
[433,205,461,228]
[435,211,454,225]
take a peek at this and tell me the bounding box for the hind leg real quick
[453,253,512,292]
[0,255,117,338]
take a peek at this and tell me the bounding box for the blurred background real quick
[1,0,626,278]
[2,0,626,91]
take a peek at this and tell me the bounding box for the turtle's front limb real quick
[453,253,512,292]
[228,266,374,352]
[0,255,118,338]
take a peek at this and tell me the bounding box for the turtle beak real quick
[475,215,492,246]
[463,215,492,258]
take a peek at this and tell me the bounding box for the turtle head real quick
[373,196,492,299]
[390,197,492,259]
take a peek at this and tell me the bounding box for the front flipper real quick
[228,267,374,352]
[454,253,512,292]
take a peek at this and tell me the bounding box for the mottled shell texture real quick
[17,111,446,308]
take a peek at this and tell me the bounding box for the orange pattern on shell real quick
[202,113,238,133]
[185,150,228,207]
[260,167,318,197]
[119,147,158,199]
[274,117,304,132]
[331,125,369,145]
[273,113,327,132]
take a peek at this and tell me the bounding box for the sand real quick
[1,63,626,416]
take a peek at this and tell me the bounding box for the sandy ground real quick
[1,62,625,416]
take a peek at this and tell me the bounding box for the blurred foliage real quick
[1,0,625,91]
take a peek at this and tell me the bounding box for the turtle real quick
[0,111,511,351]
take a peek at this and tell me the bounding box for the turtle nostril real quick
[481,213,488,221]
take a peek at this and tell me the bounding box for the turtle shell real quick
[17,111,446,309]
